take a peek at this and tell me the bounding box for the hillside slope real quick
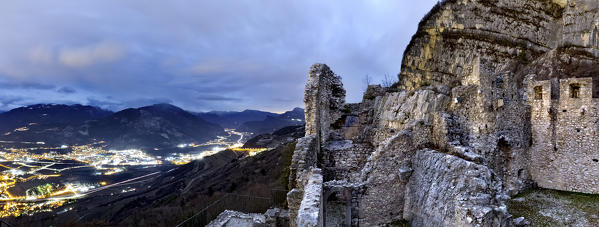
[8,126,303,226]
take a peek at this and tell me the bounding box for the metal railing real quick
[0,220,14,227]
[176,189,287,227]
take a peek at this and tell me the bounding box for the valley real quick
[0,103,303,222]
[0,128,250,218]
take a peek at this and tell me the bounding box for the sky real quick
[0,0,438,113]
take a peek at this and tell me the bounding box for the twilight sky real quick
[0,0,437,113]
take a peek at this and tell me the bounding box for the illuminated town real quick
[0,128,262,217]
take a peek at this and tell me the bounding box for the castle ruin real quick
[528,77,599,194]
[286,0,599,226]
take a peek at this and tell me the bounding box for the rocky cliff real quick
[287,0,599,226]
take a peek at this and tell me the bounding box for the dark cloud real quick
[57,86,76,94]
[0,1,438,112]
[0,96,25,111]
[0,81,55,90]
[86,97,173,111]
[0,96,24,105]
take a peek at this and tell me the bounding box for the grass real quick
[341,106,352,114]
[508,188,599,226]
[363,94,376,100]
[420,81,431,87]
[383,219,410,227]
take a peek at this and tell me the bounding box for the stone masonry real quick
[528,77,599,193]
[288,0,599,226]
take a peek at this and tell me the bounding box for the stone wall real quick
[304,63,345,146]
[288,0,599,225]
[297,168,324,227]
[528,77,599,193]
[357,131,415,226]
[404,149,508,226]
[288,63,345,227]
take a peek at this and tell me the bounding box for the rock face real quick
[288,0,599,226]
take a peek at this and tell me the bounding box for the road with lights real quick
[0,128,254,217]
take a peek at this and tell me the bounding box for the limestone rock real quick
[288,0,599,226]
[404,149,508,226]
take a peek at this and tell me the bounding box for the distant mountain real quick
[0,103,224,148]
[196,109,273,128]
[238,108,304,134]
[87,104,224,149]
[0,104,113,133]
[279,107,304,120]
[197,107,304,134]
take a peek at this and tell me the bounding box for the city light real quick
[0,128,254,217]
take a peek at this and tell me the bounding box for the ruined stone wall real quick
[287,63,345,227]
[322,140,372,182]
[529,77,599,193]
[289,0,599,226]
[304,64,345,146]
[357,131,415,226]
[404,149,508,226]
[396,0,567,194]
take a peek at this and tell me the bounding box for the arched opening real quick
[324,190,351,227]
[327,192,339,202]
[498,138,510,155]
[518,169,525,178]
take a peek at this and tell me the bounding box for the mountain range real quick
[197,107,304,134]
[0,103,303,148]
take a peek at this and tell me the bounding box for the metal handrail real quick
[176,189,287,227]
[0,220,14,227]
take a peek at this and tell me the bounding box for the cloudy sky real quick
[0,0,437,113]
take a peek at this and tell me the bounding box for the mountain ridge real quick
[0,103,223,148]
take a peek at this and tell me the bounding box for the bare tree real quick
[363,74,373,88]
[381,74,397,88]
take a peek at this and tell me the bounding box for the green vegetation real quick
[363,94,376,100]
[508,188,599,226]
[281,141,296,191]
[518,49,528,63]
[341,106,352,114]
[388,81,400,92]
[27,183,54,197]
[384,219,410,227]
[419,81,432,87]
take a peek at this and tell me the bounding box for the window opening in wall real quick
[593,159,598,163]
[518,169,525,178]
[497,138,510,157]
[534,86,543,100]
[570,83,581,98]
